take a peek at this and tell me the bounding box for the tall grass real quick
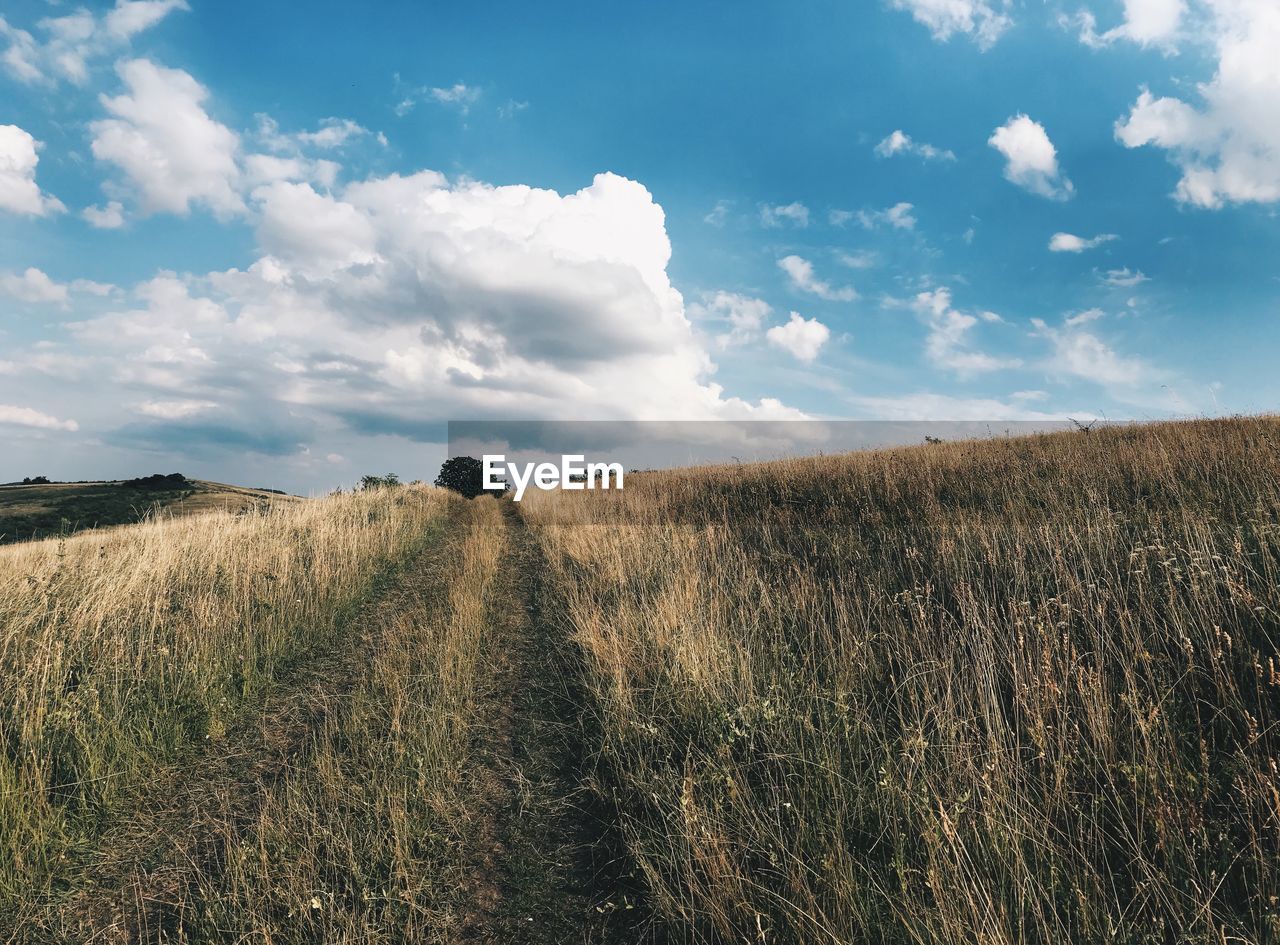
[525,417,1280,943]
[0,486,446,913]
[158,496,509,942]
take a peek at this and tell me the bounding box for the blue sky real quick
[1,0,1277,491]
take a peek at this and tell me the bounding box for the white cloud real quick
[244,114,358,189]
[1102,267,1149,286]
[913,287,1020,374]
[1114,1,1280,208]
[778,255,857,301]
[0,404,78,432]
[430,83,478,110]
[0,350,91,380]
[1073,0,1186,48]
[760,202,810,228]
[837,250,878,269]
[254,180,377,272]
[431,83,481,109]
[136,398,218,419]
[71,279,116,297]
[704,199,730,226]
[295,118,375,149]
[82,200,126,228]
[875,129,955,161]
[0,1,187,85]
[988,114,1074,200]
[690,291,772,348]
[396,82,482,116]
[848,392,1067,421]
[767,311,830,362]
[854,201,917,230]
[91,59,245,218]
[1049,231,1118,252]
[1064,307,1106,326]
[0,18,43,83]
[104,1,190,41]
[1033,317,1156,389]
[1,267,69,304]
[243,153,340,190]
[0,125,65,217]
[63,171,802,434]
[889,0,1012,48]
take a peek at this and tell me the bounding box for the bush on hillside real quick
[123,473,190,491]
[359,473,401,491]
[433,456,491,499]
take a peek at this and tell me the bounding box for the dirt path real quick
[27,526,454,944]
[454,503,632,945]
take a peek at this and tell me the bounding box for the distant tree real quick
[434,456,490,499]
[123,473,189,491]
[924,435,944,445]
[359,473,401,491]
[21,476,51,485]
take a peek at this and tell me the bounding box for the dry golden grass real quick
[0,486,446,916]
[131,496,510,942]
[524,416,1280,944]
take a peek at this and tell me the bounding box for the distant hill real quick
[0,476,300,544]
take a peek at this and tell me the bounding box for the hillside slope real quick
[4,418,1278,943]
[0,477,298,544]
[523,415,1280,944]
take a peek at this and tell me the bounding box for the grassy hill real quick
[0,476,298,544]
[522,415,1280,944]
[2,417,1278,943]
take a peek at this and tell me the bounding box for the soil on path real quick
[454,502,648,945]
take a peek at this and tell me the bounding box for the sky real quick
[0,0,1277,493]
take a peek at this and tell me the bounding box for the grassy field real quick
[524,416,1280,944]
[0,486,445,930]
[0,478,297,545]
[2,416,1277,943]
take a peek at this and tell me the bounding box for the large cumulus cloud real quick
[50,169,798,466]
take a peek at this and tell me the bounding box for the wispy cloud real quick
[1101,267,1148,287]
[394,76,482,116]
[759,202,809,228]
[778,255,857,301]
[689,291,772,348]
[704,199,731,226]
[844,201,917,231]
[888,0,1012,49]
[913,287,1019,375]
[1049,232,1117,253]
[0,0,188,86]
[875,129,955,161]
[0,403,78,432]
